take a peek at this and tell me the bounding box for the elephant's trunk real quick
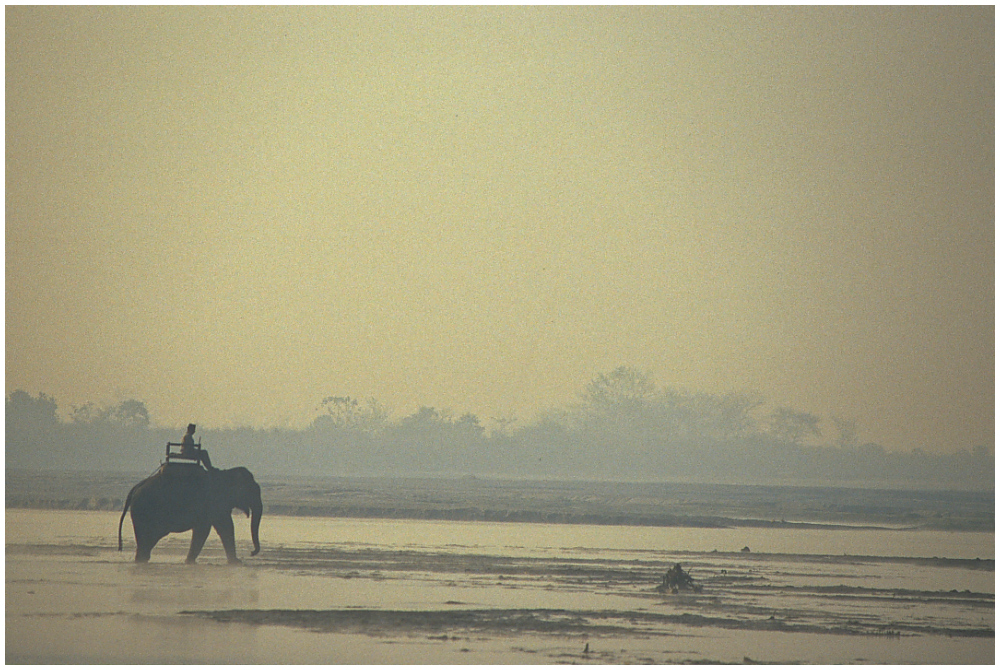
[249,494,262,557]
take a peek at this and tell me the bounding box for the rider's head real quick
[187,423,196,434]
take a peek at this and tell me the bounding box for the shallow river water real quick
[5,509,994,664]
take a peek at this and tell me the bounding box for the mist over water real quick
[5,7,994,663]
[7,466,993,663]
[6,506,994,664]
[5,369,994,489]
[7,7,993,459]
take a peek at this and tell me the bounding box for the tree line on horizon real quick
[5,367,993,490]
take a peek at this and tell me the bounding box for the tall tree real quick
[314,396,388,433]
[580,366,657,418]
[768,407,822,445]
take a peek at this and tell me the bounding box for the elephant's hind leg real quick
[133,526,160,563]
[135,544,152,563]
[186,524,211,564]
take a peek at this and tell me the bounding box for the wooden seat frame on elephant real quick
[164,440,205,468]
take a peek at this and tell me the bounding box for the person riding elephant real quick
[118,465,262,564]
[181,423,214,470]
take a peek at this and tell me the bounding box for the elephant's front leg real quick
[186,523,211,564]
[213,513,241,564]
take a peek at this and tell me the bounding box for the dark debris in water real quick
[182,607,995,639]
[183,608,610,635]
[656,563,703,593]
[6,543,103,557]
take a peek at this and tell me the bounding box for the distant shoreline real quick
[5,498,989,535]
[258,501,903,532]
[4,494,891,530]
[5,469,994,533]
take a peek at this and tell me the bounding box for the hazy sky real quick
[6,6,993,453]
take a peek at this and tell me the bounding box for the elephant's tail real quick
[118,485,137,551]
[119,468,160,551]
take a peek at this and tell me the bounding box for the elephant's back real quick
[130,467,208,529]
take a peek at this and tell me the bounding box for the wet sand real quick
[6,509,994,664]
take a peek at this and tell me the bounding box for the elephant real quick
[118,464,262,564]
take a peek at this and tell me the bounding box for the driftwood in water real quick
[656,563,702,593]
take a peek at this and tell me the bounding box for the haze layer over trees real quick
[6,367,992,489]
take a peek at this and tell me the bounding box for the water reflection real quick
[5,509,994,664]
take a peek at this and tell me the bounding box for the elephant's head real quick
[213,466,262,556]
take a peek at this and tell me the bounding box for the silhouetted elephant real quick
[118,464,262,564]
